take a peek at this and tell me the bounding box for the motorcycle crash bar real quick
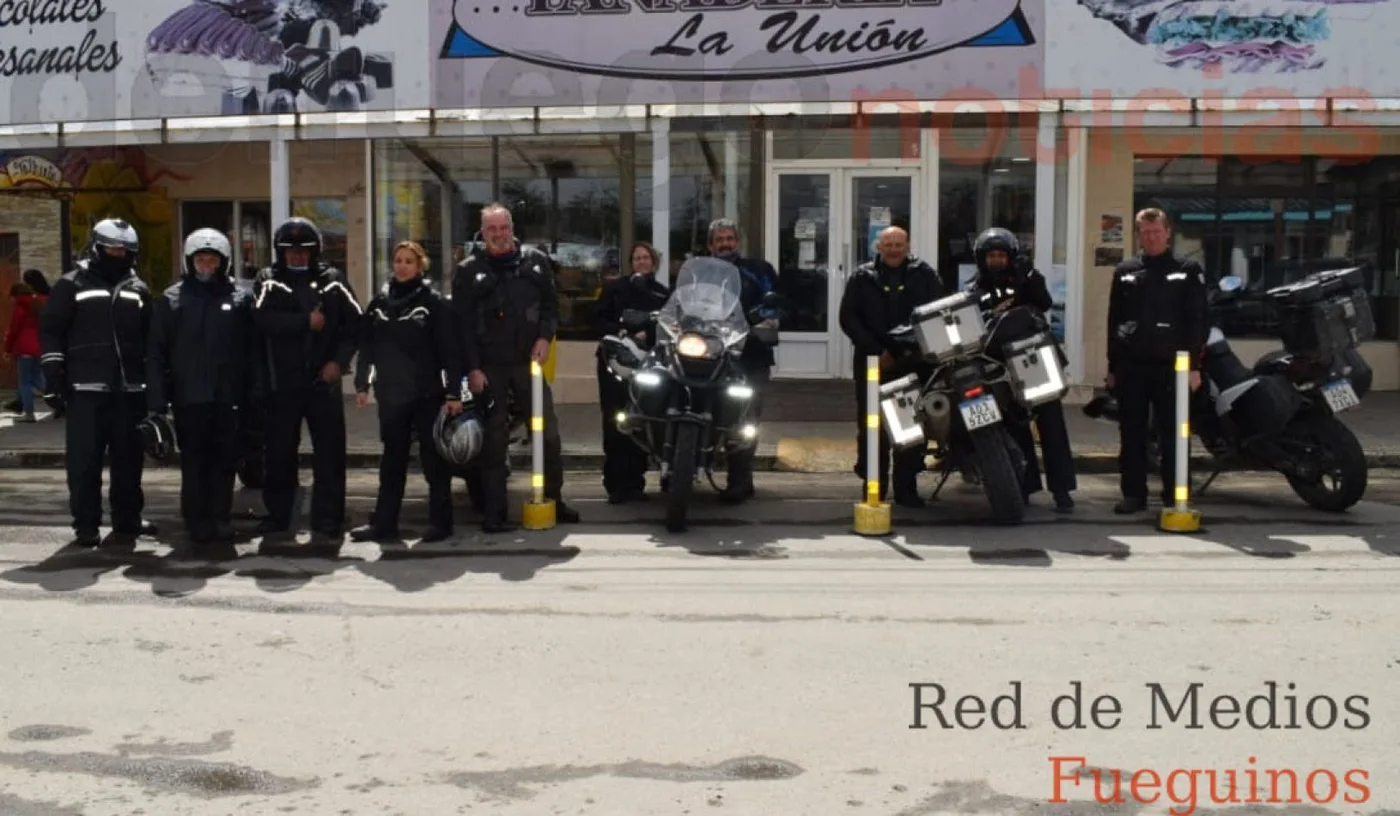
[1159,350,1202,533]
[853,354,893,536]
[523,359,557,530]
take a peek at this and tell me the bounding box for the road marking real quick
[1107,534,1234,555]
[1267,534,1383,556]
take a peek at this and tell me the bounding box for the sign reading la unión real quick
[440,0,1034,80]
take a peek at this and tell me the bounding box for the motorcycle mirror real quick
[1219,275,1243,293]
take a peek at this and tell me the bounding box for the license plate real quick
[959,394,1002,430]
[1321,379,1360,413]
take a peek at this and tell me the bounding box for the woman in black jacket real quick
[351,242,463,543]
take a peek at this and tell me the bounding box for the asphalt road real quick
[0,470,1398,815]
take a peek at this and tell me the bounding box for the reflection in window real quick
[637,129,755,278]
[938,115,1037,293]
[1134,155,1397,340]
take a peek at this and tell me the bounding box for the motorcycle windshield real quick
[658,257,748,346]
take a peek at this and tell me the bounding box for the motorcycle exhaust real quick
[921,392,952,441]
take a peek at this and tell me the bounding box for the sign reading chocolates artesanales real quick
[0,0,427,126]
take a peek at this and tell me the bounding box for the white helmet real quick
[88,218,139,259]
[183,228,232,278]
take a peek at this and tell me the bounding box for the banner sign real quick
[433,0,1043,107]
[0,1,427,127]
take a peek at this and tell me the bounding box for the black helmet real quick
[1082,391,1121,424]
[973,227,1019,273]
[138,413,178,460]
[273,217,322,270]
[434,395,488,467]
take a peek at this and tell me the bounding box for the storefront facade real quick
[3,0,1400,396]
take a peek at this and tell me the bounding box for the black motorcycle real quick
[600,257,781,533]
[880,291,1071,525]
[1084,267,1374,512]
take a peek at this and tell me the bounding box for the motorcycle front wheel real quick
[666,422,700,533]
[1283,416,1368,512]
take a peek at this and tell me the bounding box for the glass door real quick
[767,167,921,378]
[836,171,918,377]
[770,171,836,376]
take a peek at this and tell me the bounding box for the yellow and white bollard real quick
[853,355,893,536]
[1159,350,1202,533]
[522,359,556,530]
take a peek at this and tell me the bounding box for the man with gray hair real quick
[707,218,780,504]
[453,202,579,531]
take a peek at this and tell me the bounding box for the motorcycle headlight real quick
[677,333,712,359]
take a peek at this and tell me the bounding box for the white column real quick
[1063,126,1088,386]
[723,131,739,223]
[651,117,671,287]
[919,126,938,265]
[270,136,290,226]
[1033,111,1057,272]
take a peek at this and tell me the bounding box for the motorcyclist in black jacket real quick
[351,241,464,544]
[251,216,361,540]
[969,227,1077,513]
[837,226,941,507]
[453,202,579,532]
[1107,208,1209,514]
[707,218,779,504]
[39,218,155,547]
[147,228,256,547]
[593,241,670,503]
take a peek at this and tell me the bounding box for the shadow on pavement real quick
[354,530,581,591]
[1,540,161,593]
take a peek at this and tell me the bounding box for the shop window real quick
[636,129,755,279]
[938,115,1037,294]
[1134,155,1398,341]
[373,132,749,342]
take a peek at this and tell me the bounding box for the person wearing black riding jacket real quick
[39,218,156,547]
[453,202,579,532]
[1106,208,1209,514]
[593,240,670,504]
[838,226,941,507]
[969,227,1077,513]
[251,216,361,540]
[351,241,464,544]
[707,218,779,504]
[147,228,256,547]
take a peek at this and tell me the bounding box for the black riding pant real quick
[373,398,453,532]
[852,362,924,500]
[64,391,145,535]
[1008,399,1078,496]
[174,403,238,535]
[480,364,563,523]
[263,384,347,533]
[1116,364,1177,501]
[597,358,647,496]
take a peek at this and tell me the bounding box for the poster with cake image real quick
[1046,0,1400,97]
[0,1,430,127]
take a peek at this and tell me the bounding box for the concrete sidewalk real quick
[2,381,1398,472]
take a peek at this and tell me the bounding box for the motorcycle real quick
[600,256,781,533]
[878,290,1071,525]
[1083,267,1374,512]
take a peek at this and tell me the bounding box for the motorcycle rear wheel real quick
[1284,416,1368,512]
[970,425,1026,526]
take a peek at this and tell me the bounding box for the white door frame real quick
[763,127,938,378]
